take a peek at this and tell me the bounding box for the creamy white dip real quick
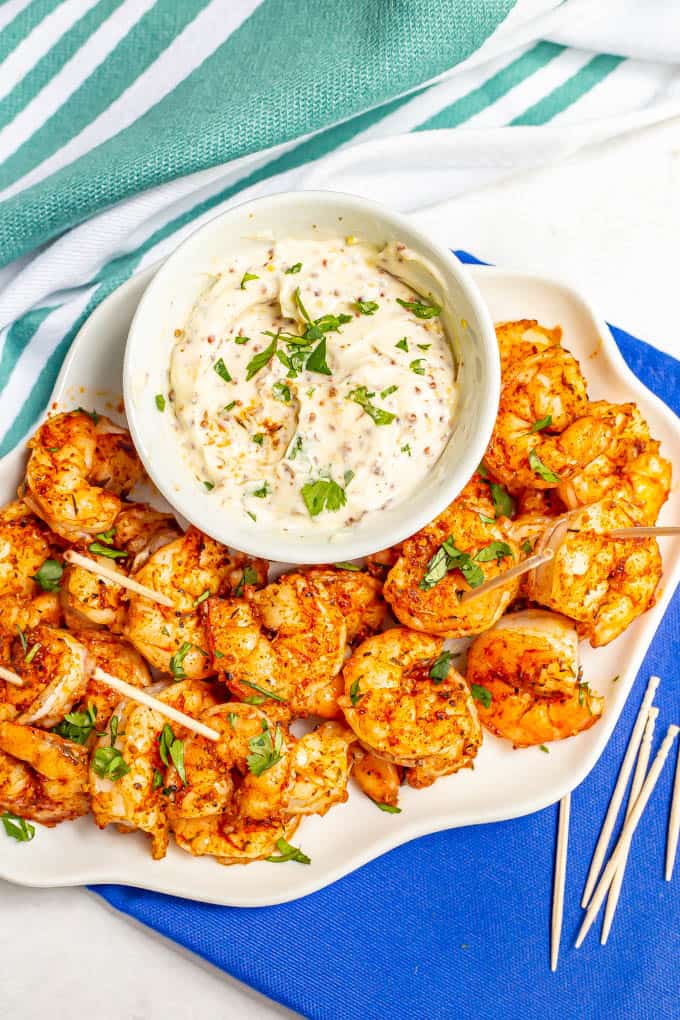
[168,238,457,535]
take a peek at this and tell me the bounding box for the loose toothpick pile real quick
[549,673,679,970]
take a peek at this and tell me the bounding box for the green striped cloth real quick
[0,0,677,454]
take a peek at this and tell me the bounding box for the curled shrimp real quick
[557,401,671,525]
[0,500,64,631]
[0,721,89,824]
[0,626,90,728]
[125,526,267,679]
[205,572,347,718]
[61,502,181,632]
[89,679,221,860]
[383,495,521,638]
[68,631,151,734]
[350,745,402,808]
[299,566,386,643]
[23,410,144,541]
[527,498,662,646]
[467,612,602,747]
[495,319,563,373]
[339,628,482,789]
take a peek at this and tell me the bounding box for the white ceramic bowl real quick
[123,191,500,563]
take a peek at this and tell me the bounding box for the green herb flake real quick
[478,512,495,525]
[16,625,27,653]
[169,642,192,681]
[521,539,533,554]
[347,386,395,426]
[420,537,484,592]
[395,338,409,352]
[240,679,287,703]
[334,562,361,571]
[152,769,164,790]
[272,381,291,403]
[354,299,379,315]
[88,541,128,559]
[301,477,347,517]
[305,336,332,375]
[380,385,398,398]
[265,836,311,864]
[246,334,278,380]
[193,589,211,608]
[374,802,401,814]
[474,541,513,565]
[54,705,98,745]
[77,407,99,424]
[489,482,515,519]
[285,263,302,275]
[471,684,492,709]
[288,436,303,461]
[401,443,412,456]
[92,715,129,781]
[539,744,550,754]
[252,433,264,446]
[95,528,116,545]
[396,297,441,319]
[528,414,552,434]
[417,343,431,351]
[253,481,271,498]
[214,357,232,383]
[155,394,166,412]
[528,448,560,484]
[409,359,426,376]
[240,271,259,289]
[32,558,63,592]
[228,712,238,730]
[234,564,259,597]
[224,401,237,412]
[247,721,284,776]
[429,650,452,683]
[234,335,250,345]
[24,643,40,664]
[349,678,364,706]
[1,812,35,842]
[203,481,215,491]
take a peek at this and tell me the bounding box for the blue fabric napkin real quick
[93,254,680,1020]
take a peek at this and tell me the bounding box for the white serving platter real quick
[1,263,678,907]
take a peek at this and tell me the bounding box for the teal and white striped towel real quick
[0,0,678,455]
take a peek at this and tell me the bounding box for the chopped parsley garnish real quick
[155,394,166,412]
[578,681,594,714]
[153,769,164,790]
[234,564,259,597]
[334,562,361,571]
[354,299,379,315]
[305,336,332,375]
[478,512,495,525]
[474,541,513,565]
[539,744,550,753]
[1,812,35,842]
[214,357,232,383]
[272,381,291,403]
[193,589,211,608]
[521,539,533,554]
[528,415,552,433]
[92,715,129,781]
[32,558,63,592]
[203,481,215,491]
[252,433,264,446]
[347,386,396,426]
[401,443,412,456]
[395,337,409,352]
[471,684,492,709]
[247,511,257,521]
[396,298,441,319]
[225,400,237,412]
[417,343,431,351]
[88,541,127,559]
[301,476,348,517]
[95,528,116,545]
[240,679,287,703]
[477,462,489,479]
[54,705,98,745]
[409,359,426,376]
[240,271,259,289]
[24,643,40,664]
[429,650,452,683]
[77,407,99,424]
[253,481,271,498]
[419,537,484,592]
[16,625,27,653]
[159,723,187,785]
[247,720,283,776]
[528,448,560,483]
[349,678,364,706]
[169,642,192,680]
[234,335,250,345]
[288,436,304,461]
[489,482,515,519]
[293,286,313,323]
[228,713,238,730]
[380,385,398,398]
[285,263,302,275]
[374,802,401,814]
[246,334,278,380]
[265,836,311,864]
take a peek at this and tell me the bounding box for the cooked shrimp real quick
[350,745,402,808]
[339,628,482,789]
[89,679,220,860]
[485,345,622,493]
[300,566,386,643]
[23,410,144,542]
[68,631,151,733]
[383,497,521,638]
[0,721,89,824]
[125,527,267,679]
[0,626,90,728]
[557,401,671,525]
[495,319,563,373]
[527,498,662,646]
[284,720,355,816]
[61,502,181,631]
[0,500,63,631]
[206,573,347,718]
[470,677,602,748]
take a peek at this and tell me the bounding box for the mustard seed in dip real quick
[168,238,457,535]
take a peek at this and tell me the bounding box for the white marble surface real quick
[1,115,679,1020]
